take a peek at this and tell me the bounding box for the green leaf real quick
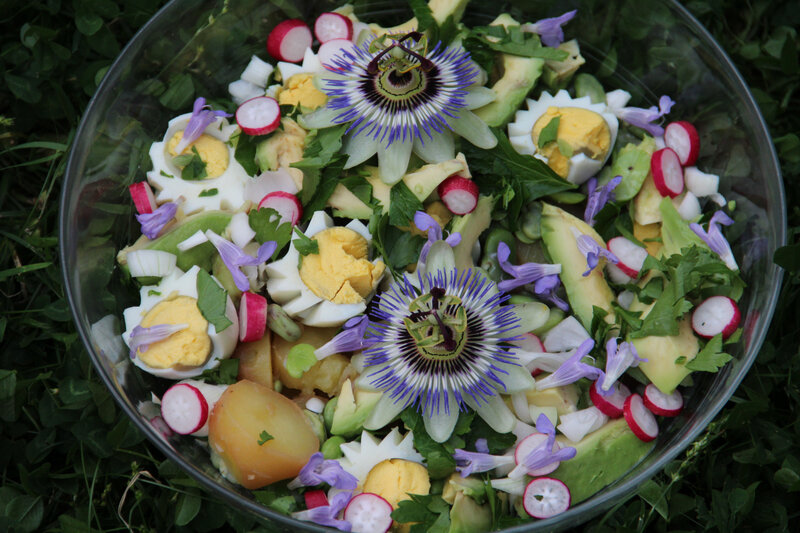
[75,11,103,36]
[198,358,239,385]
[4,73,42,104]
[248,207,293,256]
[174,492,201,526]
[286,343,317,378]
[389,181,423,227]
[409,0,435,31]
[292,227,319,256]
[232,130,263,175]
[538,116,560,148]
[257,430,275,445]
[253,484,298,515]
[159,73,195,110]
[198,188,218,197]
[173,146,208,180]
[638,479,668,520]
[292,124,348,204]
[686,334,733,372]
[4,495,43,533]
[556,137,574,157]
[196,269,233,332]
[774,243,800,271]
[387,230,426,269]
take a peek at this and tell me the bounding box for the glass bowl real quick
[60,0,786,530]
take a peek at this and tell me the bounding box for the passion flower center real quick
[403,289,467,360]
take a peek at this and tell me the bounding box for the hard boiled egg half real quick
[508,90,619,185]
[122,265,239,379]
[265,211,385,327]
[267,47,328,111]
[147,112,250,215]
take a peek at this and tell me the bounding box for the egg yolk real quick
[278,74,327,110]
[298,227,385,305]
[138,296,211,369]
[167,131,229,178]
[362,459,431,509]
[532,106,611,178]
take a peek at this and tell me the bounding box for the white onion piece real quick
[557,406,608,442]
[675,191,702,220]
[542,316,591,352]
[305,397,326,414]
[228,212,256,248]
[605,89,631,110]
[228,79,264,106]
[176,230,209,251]
[491,476,528,496]
[127,250,177,278]
[240,55,274,87]
[246,168,300,205]
[684,166,720,197]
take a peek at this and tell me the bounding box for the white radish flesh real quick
[314,12,353,43]
[692,295,740,339]
[258,191,302,225]
[246,168,299,204]
[684,166,720,198]
[675,191,702,220]
[522,477,571,519]
[589,380,630,418]
[240,55,274,87]
[228,79,264,106]
[607,236,648,277]
[343,493,393,533]
[557,406,608,442]
[623,393,659,442]
[318,38,358,70]
[126,250,177,278]
[129,182,157,214]
[266,19,312,63]
[643,383,684,417]
[513,433,560,477]
[236,96,281,136]
[239,292,267,342]
[606,263,634,285]
[305,397,326,414]
[160,383,208,435]
[651,148,684,198]
[664,121,700,166]
[438,176,479,215]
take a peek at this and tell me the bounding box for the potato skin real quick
[208,380,319,489]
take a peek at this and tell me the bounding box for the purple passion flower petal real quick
[454,449,514,477]
[571,228,619,276]
[289,452,358,490]
[614,95,675,136]
[597,338,646,396]
[690,211,739,271]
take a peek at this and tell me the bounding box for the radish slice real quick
[126,250,177,278]
[160,383,208,435]
[675,191,702,220]
[606,263,634,285]
[557,406,608,442]
[664,121,700,166]
[129,182,157,214]
[258,191,302,225]
[318,38,358,69]
[305,397,325,414]
[266,19,312,63]
[438,176,479,215]
[236,96,281,136]
[314,12,353,43]
[512,333,546,375]
[343,493,393,533]
[650,148,684,198]
[623,393,659,442]
[643,383,684,416]
[246,168,299,205]
[513,433,560,476]
[304,489,329,510]
[589,380,631,418]
[607,236,648,277]
[240,55,274,88]
[239,292,267,342]
[522,477,571,519]
[691,295,740,339]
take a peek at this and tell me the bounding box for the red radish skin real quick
[267,19,312,63]
[343,493,393,533]
[258,191,303,225]
[236,97,281,136]
[514,433,560,476]
[514,333,545,375]
[664,121,700,166]
[304,489,329,510]
[160,383,209,435]
[438,176,479,215]
[643,383,684,417]
[314,12,353,43]
[607,236,649,277]
[129,182,157,214]
[623,393,659,442]
[318,38,358,70]
[522,477,571,519]
[650,148,684,198]
[692,295,741,339]
[239,292,268,342]
[589,380,631,419]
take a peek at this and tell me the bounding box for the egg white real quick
[508,90,619,185]
[122,265,239,379]
[265,210,384,327]
[147,113,251,215]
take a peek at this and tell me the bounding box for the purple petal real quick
[295,491,352,531]
[475,438,490,454]
[536,339,601,390]
[614,95,675,137]
[415,210,460,265]
[315,316,371,359]
[176,97,233,154]
[289,453,358,490]
[690,211,738,271]
[534,413,555,436]
[497,242,562,292]
[523,10,577,48]
[128,323,188,359]
[533,274,570,312]
[572,229,618,276]
[206,231,276,291]
[454,449,514,477]
[584,175,622,226]
[597,338,646,395]
[136,202,178,240]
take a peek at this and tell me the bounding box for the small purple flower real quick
[521,10,578,48]
[454,449,515,477]
[288,453,358,490]
[536,339,602,390]
[128,323,188,359]
[510,414,576,478]
[136,202,178,240]
[292,490,352,531]
[176,97,232,154]
[205,230,276,291]
[533,274,570,312]
[315,316,372,360]
[570,227,619,276]
[415,211,461,264]
[611,95,675,137]
[584,176,622,226]
[690,211,739,271]
[475,438,490,454]
[496,242,562,292]
[597,338,646,396]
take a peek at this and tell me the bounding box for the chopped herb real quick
[292,227,319,256]
[686,334,733,372]
[286,343,317,378]
[198,358,239,385]
[392,494,452,530]
[172,146,208,180]
[291,124,348,204]
[147,290,161,296]
[257,430,274,445]
[159,170,174,178]
[248,207,293,258]
[538,116,560,148]
[464,24,569,64]
[198,188,218,197]
[195,269,232,332]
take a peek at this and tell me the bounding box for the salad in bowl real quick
[74,0,769,531]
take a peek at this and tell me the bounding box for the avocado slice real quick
[632,172,663,226]
[525,383,579,416]
[330,378,383,438]
[550,418,654,504]
[540,203,616,330]
[473,14,544,128]
[448,491,492,533]
[450,195,496,270]
[254,118,307,173]
[541,39,586,91]
[442,473,486,504]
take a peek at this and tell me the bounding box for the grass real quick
[1,0,799,531]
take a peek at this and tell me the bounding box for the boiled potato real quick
[272,326,356,396]
[234,331,273,388]
[208,380,319,489]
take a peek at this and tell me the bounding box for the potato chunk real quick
[234,331,273,388]
[272,326,356,395]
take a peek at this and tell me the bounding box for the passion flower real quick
[301,32,497,184]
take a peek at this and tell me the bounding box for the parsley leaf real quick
[198,358,239,385]
[465,25,569,61]
[232,129,265,175]
[286,343,317,378]
[301,155,347,219]
[389,181,423,227]
[408,0,435,32]
[392,494,451,531]
[196,269,232,332]
[198,188,217,197]
[538,116,560,148]
[253,483,298,515]
[291,124,348,204]
[248,207,293,258]
[172,146,207,180]
[292,227,319,256]
[686,334,733,372]
[257,430,274,445]
[401,409,456,479]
